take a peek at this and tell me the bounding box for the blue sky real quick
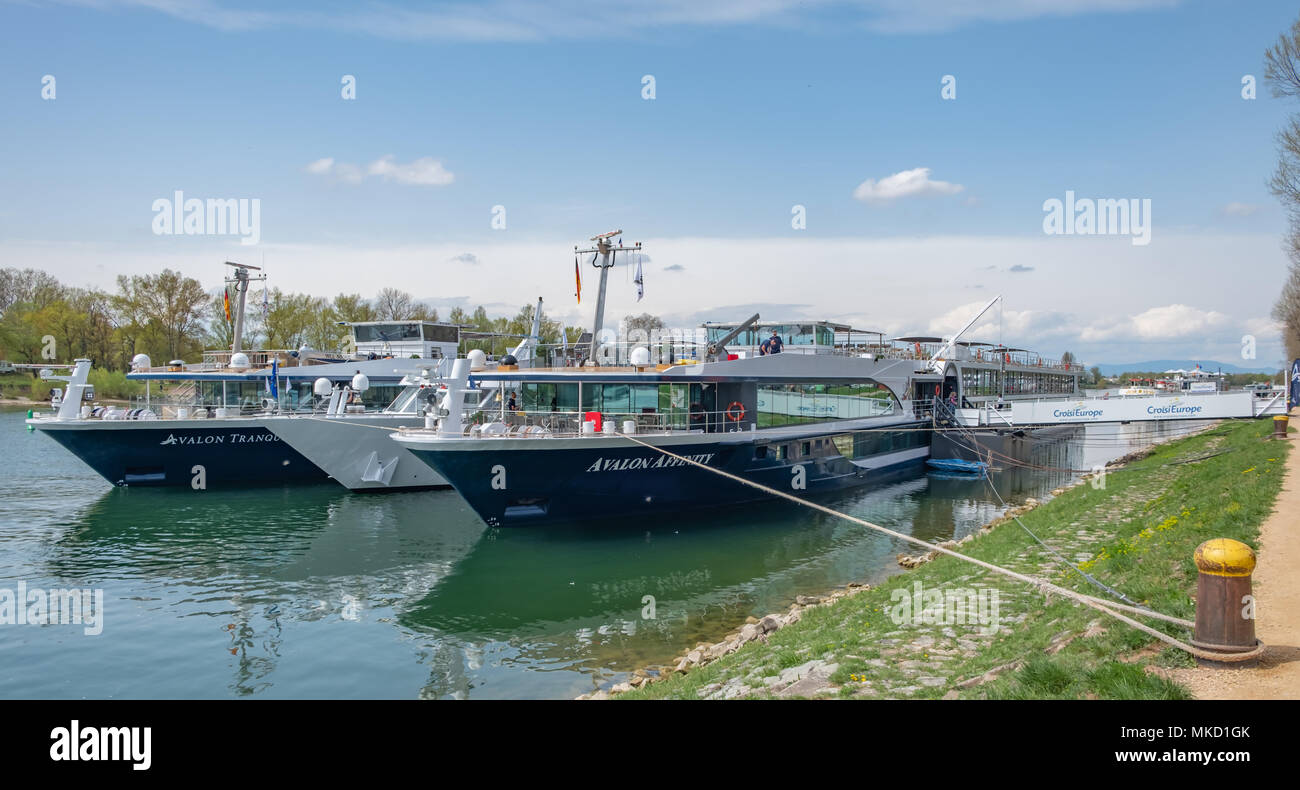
[2,0,1298,367]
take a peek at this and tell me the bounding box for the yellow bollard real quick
[1191,539,1259,666]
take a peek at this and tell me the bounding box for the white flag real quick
[634,257,644,302]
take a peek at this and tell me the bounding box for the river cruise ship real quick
[393,320,937,526]
[26,261,466,487]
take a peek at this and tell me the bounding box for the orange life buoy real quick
[725,401,745,421]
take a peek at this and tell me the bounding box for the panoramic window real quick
[756,380,896,426]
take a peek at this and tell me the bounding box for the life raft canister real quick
[725,401,746,421]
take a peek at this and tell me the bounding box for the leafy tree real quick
[333,293,377,323]
[0,268,63,315]
[470,305,490,330]
[409,302,439,322]
[0,302,44,363]
[204,290,235,351]
[258,289,329,350]
[111,269,208,362]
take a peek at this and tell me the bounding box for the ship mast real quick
[575,230,643,363]
[224,261,266,355]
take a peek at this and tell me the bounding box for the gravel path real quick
[1168,415,1300,700]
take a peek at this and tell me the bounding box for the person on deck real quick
[766,330,783,355]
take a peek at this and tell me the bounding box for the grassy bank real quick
[623,418,1290,700]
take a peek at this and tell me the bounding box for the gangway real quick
[951,388,1288,428]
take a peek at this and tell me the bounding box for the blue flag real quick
[267,358,279,401]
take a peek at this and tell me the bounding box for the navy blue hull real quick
[35,424,329,487]
[406,428,929,527]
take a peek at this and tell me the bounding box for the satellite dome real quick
[500,354,518,366]
[131,353,151,371]
[467,349,487,371]
[229,352,251,370]
[630,346,650,366]
[313,378,332,397]
[351,373,370,392]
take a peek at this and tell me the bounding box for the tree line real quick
[1267,17,1300,363]
[0,267,587,370]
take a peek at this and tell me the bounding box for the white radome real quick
[230,352,251,370]
[467,349,487,371]
[313,377,332,397]
[131,353,151,371]
[351,373,370,392]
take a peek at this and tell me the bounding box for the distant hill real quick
[1093,360,1280,376]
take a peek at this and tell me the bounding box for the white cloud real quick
[304,157,334,175]
[1241,317,1280,338]
[927,302,1073,342]
[1221,202,1259,217]
[1081,304,1230,341]
[367,155,455,186]
[71,0,1183,41]
[305,155,454,186]
[853,167,964,203]
[859,0,1181,34]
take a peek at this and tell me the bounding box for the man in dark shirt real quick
[767,330,783,354]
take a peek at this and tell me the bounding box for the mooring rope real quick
[622,434,1259,662]
[931,418,1144,608]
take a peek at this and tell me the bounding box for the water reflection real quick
[2,408,1217,698]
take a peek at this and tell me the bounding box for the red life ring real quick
[725,401,745,421]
